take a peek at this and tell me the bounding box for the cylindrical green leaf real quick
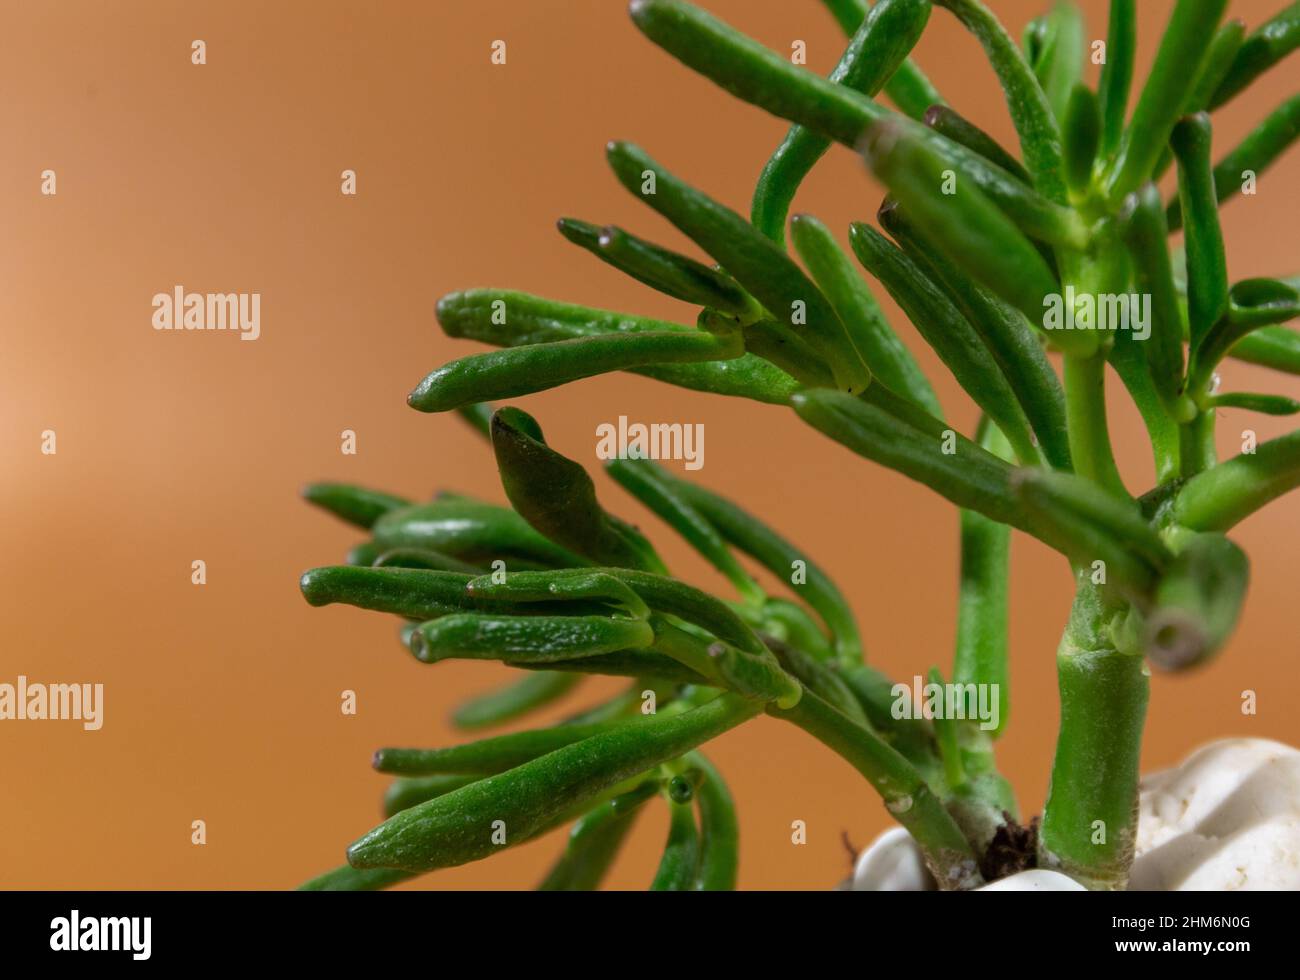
[1104,0,1229,203]
[409,328,742,413]
[452,672,583,731]
[792,388,1028,532]
[819,0,944,120]
[789,213,942,417]
[1062,84,1100,196]
[751,0,933,245]
[860,123,1073,351]
[434,288,797,405]
[847,218,1041,464]
[650,800,701,890]
[935,0,1066,202]
[409,613,655,666]
[1119,183,1187,407]
[302,483,411,531]
[605,140,870,394]
[1209,2,1300,109]
[923,104,1031,183]
[1172,114,1229,350]
[557,217,755,316]
[347,694,761,872]
[871,204,1070,468]
[1168,95,1300,232]
[605,458,766,604]
[1098,0,1136,157]
[371,497,589,569]
[1209,391,1300,416]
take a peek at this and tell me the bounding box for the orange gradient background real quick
[2,0,1297,889]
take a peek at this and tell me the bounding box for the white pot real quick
[850,738,1300,891]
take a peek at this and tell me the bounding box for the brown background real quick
[1,0,1297,889]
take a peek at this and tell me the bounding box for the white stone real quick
[1129,738,1300,890]
[977,869,1086,891]
[849,739,1300,891]
[851,827,935,891]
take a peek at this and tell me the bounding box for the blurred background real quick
[1,0,1296,889]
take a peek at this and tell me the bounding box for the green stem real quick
[1063,352,1128,498]
[771,689,982,889]
[1037,576,1148,890]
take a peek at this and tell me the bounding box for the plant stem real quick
[1064,351,1129,497]
[1037,575,1149,890]
[770,689,982,889]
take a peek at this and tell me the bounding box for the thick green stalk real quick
[1038,576,1148,890]
[770,689,982,889]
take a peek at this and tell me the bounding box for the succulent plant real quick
[298,0,1300,891]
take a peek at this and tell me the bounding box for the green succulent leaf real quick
[1209,2,1300,109]
[539,784,657,890]
[409,613,656,666]
[1167,95,1300,232]
[789,212,942,417]
[452,673,585,731]
[346,693,761,873]
[1171,115,1230,351]
[820,0,945,119]
[650,799,702,890]
[872,202,1070,468]
[302,483,411,530]
[923,104,1031,184]
[434,289,798,405]
[752,0,934,245]
[605,140,871,394]
[934,0,1066,202]
[557,217,755,316]
[1172,429,1300,531]
[859,124,1075,353]
[372,497,589,569]
[604,457,767,605]
[491,407,667,572]
[847,217,1043,465]
[1104,0,1228,204]
[1097,0,1136,157]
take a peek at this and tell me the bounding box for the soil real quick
[980,812,1039,882]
